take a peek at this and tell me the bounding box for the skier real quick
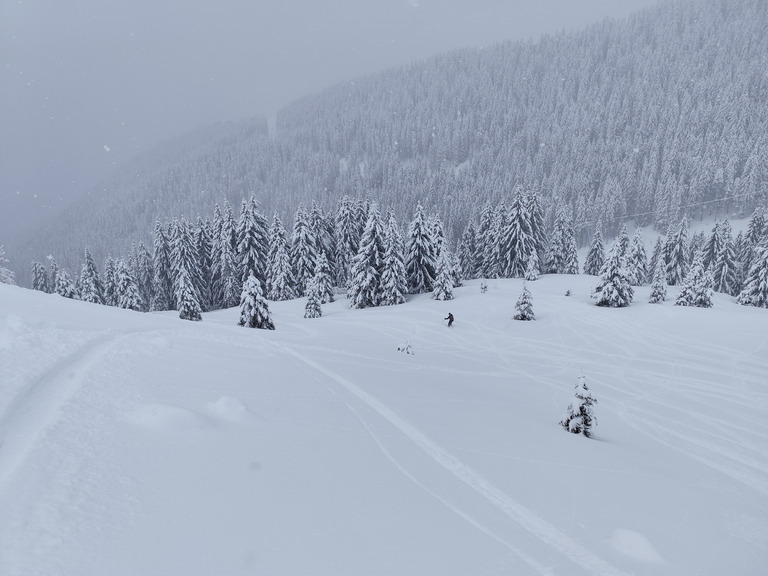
[444,312,454,327]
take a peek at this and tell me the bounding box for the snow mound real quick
[206,395,251,422]
[608,528,664,563]
[124,403,211,431]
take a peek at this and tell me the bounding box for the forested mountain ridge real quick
[8,0,767,284]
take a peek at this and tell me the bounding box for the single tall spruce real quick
[405,203,436,294]
[291,205,318,296]
[303,277,323,319]
[380,210,408,306]
[79,247,104,305]
[266,213,298,301]
[348,203,387,309]
[648,256,667,303]
[176,268,203,321]
[238,271,275,329]
[560,375,597,438]
[583,227,606,276]
[115,259,144,311]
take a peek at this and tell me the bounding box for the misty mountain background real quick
[5,0,767,285]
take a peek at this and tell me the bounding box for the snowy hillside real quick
[1,277,766,575]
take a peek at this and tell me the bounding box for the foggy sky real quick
[0,0,659,238]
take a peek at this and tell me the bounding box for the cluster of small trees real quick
[26,195,470,321]
[589,210,768,309]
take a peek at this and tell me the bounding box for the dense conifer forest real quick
[6,0,768,296]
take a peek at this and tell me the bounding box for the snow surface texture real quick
[0,276,766,576]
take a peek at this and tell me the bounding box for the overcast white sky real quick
[0,0,660,237]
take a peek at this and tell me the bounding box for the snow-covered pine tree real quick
[648,235,664,280]
[103,256,117,306]
[134,241,154,312]
[238,271,275,329]
[150,220,174,311]
[583,226,605,276]
[648,256,667,304]
[237,196,269,288]
[560,375,597,438]
[500,190,532,278]
[513,282,534,320]
[594,240,634,307]
[525,192,547,272]
[702,220,723,272]
[176,267,203,321]
[78,247,104,304]
[737,236,768,308]
[114,259,144,311]
[314,251,334,304]
[627,229,649,286]
[55,268,78,299]
[303,277,323,319]
[266,213,297,301]
[209,203,224,306]
[170,218,204,310]
[525,246,539,281]
[432,249,454,301]
[31,261,49,292]
[457,218,479,280]
[194,218,213,311]
[666,218,689,286]
[291,205,318,297]
[216,204,241,309]
[450,250,463,288]
[334,196,361,289]
[675,251,713,308]
[711,219,739,296]
[310,201,337,283]
[487,202,507,279]
[47,256,59,295]
[474,203,494,278]
[405,203,436,293]
[348,203,387,309]
[0,245,15,285]
[380,210,407,306]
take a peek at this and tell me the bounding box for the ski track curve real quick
[281,344,630,576]
[0,332,119,495]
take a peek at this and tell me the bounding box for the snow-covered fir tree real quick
[333,196,361,289]
[474,203,495,278]
[405,203,437,293]
[237,196,269,287]
[215,203,241,309]
[648,235,664,280]
[525,246,539,281]
[593,240,634,307]
[544,206,578,274]
[103,257,117,306]
[560,375,597,438]
[47,256,59,295]
[55,268,78,299]
[31,261,49,292]
[665,218,689,286]
[150,221,174,311]
[176,268,203,321]
[0,245,15,285]
[78,247,104,304]
[648,256,668,304]
[499,190,532,278]
[290,205,318,296]
[347,203,387,309]
[238,271,275,329]
[303,277,323,319]
[457,218,479,280]
[380,210,407,306]
[170,218,205,310]
[310,201,337,283]
[487,202,507,279]
[313,251,334,304]
[702,220,723,272]
[737,236,768,308]
[193,218,213,311]
[266,213,297,301]
[431,250,454,301]
[583,227,606,276]
[513,282,534,321]
[627,229,648,286]
[114,259,144,311]
[525,192,547,272]
[675,251,713,308]
[711,220,739,296]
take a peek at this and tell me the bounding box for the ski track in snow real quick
[281,344,630,576]
[0,332,119,496]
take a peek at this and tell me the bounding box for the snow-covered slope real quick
[1,277,766,575]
